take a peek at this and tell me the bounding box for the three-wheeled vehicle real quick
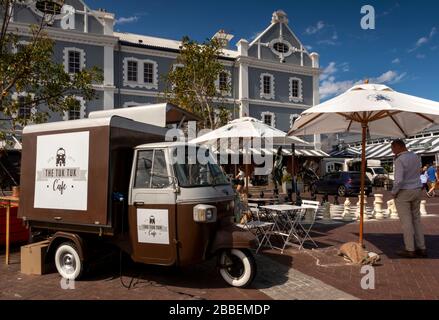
[18,104,257,287]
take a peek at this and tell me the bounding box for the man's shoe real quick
[415,249,428,258]
[396,250,417,258]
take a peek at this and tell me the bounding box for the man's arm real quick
[392,157,404,197]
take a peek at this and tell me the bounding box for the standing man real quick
[391,139,427,258]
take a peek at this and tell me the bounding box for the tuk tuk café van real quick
[17,104,258,288]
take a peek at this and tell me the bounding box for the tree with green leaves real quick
[164,36,234,130]
[0,0,103,144]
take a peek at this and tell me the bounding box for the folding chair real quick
[237,207,275,254]
[280,208,307,253]
[298,200,320,249]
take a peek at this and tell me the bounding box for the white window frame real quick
[215,69,232,97]
[261,111,276,127]
[63,47,86,74]
[123,57,158,90]
[269,38,295,60]
[12,40,30,54]
[63,96,86,121]
[11,92,36,121]
[260,73,275,100]
[290,113,300,129]
[289,77,303,103]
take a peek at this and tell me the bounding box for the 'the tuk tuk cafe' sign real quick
[34,131,89,211]
[137,209,170,245]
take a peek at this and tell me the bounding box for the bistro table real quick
[247,198,279,206]
[260,204,304,253]
[1,196,20,265]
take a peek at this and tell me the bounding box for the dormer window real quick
[35,0,63,15]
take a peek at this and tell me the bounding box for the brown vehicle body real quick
[18,110,256,281]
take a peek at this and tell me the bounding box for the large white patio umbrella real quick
[289,83,439,246]
[191,117,309,197]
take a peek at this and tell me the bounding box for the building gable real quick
[11,0,111,35]
[248,10,312,67]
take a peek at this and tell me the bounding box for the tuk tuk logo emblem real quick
[36,146,88,195]
[138,214,168,238]
[56,148,66,167]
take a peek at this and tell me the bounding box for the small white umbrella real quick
[191,117,308,146]
[289,83,439,246]
[191,117,309,198]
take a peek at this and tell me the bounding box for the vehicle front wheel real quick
[54,242,83,280]
[338,185,347,197]
[218,249,256,288]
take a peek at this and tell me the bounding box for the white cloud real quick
[305,21,325,35]
[416,53,426,59]
[409,27,437,52]
[115,16,139,25]
[392,58,401,64]
[320,64,407,100]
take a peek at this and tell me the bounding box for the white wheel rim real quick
[219,249,252,287]
[55,245,81,280]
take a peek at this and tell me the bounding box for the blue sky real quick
[88,0,439,101]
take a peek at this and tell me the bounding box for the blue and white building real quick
[7,0,322,147]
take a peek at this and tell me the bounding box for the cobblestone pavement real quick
[0,247,356,300]
[264,215,439,300]
[254,255,357,300]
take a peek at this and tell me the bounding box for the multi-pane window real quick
[291,79,299,98]
[219,72,228,91]
[127,60,138,82]
[68,104,81,120]
[273,42,289,54]
[263,76,272,95]
[68,50,81,74]
[143,62,154,84]
[263,114,272,126]
[18,96,32,119]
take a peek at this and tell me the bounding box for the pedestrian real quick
[391,139,427,258]
[235,166,245,194]
[426,163,437,197]
[420,166,429,193]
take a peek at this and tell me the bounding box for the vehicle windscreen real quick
[172,146,230,188]
[372,168,387,174]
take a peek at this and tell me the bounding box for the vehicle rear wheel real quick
[218,249,256,288]
[338,185,347,197]
[54,242,83,280]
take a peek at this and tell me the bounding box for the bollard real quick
[373,194,384,220]
[420,200,428,216]
[342,197,353,221]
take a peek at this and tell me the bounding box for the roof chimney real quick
[212,29,234,49]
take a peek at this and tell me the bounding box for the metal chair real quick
[237,207,275,253]
[298,200,320,249]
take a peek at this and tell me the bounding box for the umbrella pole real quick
[359,124,368,247]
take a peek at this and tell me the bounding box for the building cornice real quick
[119,44,236,67]
[248,98,310,110]
[237,56,322,77]
[8,22,119,47]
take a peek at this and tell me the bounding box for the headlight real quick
[193,204,217,223]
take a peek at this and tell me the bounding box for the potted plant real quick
[281,169,293,194]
